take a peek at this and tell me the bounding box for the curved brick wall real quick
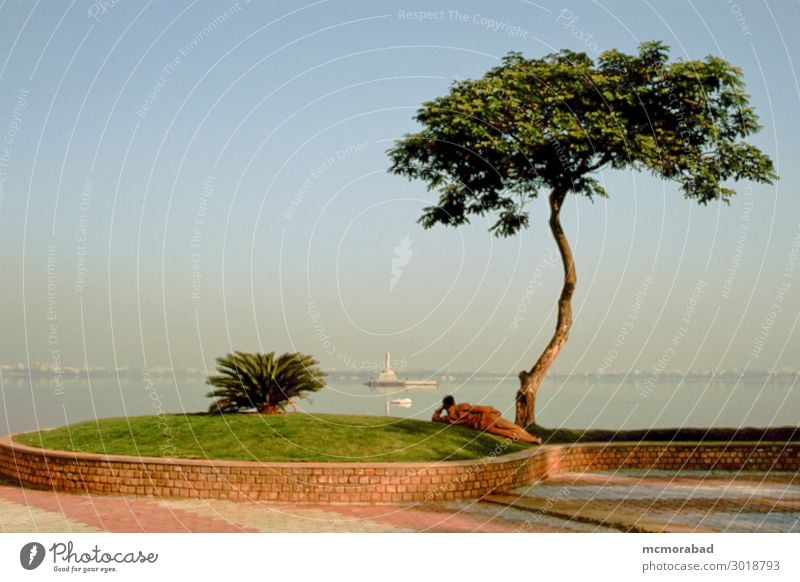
[0,435,797,503]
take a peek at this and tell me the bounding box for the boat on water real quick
[366,352,438,390]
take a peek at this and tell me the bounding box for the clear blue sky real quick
[0,0,798,377]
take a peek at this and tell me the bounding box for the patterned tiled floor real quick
[0,478,568,533]
[486,470,800,533]
[1,471,797,533]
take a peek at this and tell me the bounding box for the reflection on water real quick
[0,375,797,435]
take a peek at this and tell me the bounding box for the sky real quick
[0,0,798,377]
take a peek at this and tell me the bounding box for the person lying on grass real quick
[432,395,542,444]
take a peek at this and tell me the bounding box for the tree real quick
[388,42,777,427]
[206,351,326,414]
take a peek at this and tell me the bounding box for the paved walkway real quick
[0,477,583,533]
[487,470,800,533]
[1,471,797,533]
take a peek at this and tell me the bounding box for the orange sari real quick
[433,403,502,431]
[432,402,540,444]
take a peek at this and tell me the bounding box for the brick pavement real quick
[486,470,800,533]
[2,470,797,533]
[0,479,556,533]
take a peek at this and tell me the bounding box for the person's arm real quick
[444,404,473,427]
[431,406,446,422]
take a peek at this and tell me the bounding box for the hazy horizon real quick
[1,0,799,382]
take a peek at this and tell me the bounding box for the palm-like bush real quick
[206,351,326,414]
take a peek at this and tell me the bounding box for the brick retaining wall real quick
[0,435,796,503]
[552,442,800,474]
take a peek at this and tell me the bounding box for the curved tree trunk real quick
[515,188,576,427]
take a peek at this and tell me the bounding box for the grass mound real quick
[14,413,531,463]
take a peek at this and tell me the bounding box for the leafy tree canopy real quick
[389,41,777,237]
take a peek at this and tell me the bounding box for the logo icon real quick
[390,235,413,291]
[20,542,46,570]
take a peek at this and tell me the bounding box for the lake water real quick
[1,374,797,436]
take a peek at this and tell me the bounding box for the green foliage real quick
[389,41,777,236]
[527,424,800,444]
[205,351,326,414]
[15,414,530,462]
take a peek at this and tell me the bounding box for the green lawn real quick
[14,413,531,462]
[527,424,800,444]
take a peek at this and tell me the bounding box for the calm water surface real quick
[1,375,797,436]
